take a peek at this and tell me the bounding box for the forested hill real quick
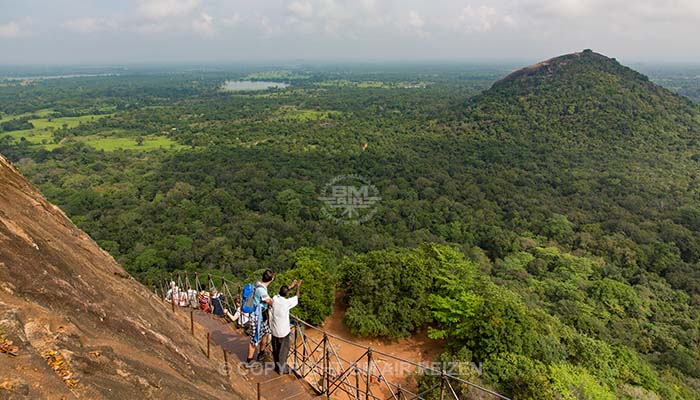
[438,49,700,295]
[461,49,699,147]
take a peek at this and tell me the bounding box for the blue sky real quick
[1,0,699,64]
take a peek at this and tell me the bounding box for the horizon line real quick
[2,58,700,69]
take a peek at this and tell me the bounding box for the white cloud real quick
[283,0,396,37]
[0,20,25,38]
[533,0,595,18]
[192,12,214,35]
[222,13,241,26]
[258,16,281,36]
[516,0,700,24]
[288,0,313,19]
[406,10,425,28]
[64,17,114,34]
[5,0,700,63]
[137,0,201,20]
[456,5,504,32]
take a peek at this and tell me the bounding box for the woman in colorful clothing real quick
[198,290,210,312]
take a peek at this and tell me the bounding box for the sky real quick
[1,0,700,65]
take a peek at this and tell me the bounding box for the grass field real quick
[30,114,106,130]
[3,133,184,151]
[5,129,54,144]
[0,109,54,124]
[1,110,183,151]
[2,111,110,132]
[74,135,184,151]
[314,80,430,88]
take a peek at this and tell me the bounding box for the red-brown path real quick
[194,311,324,400]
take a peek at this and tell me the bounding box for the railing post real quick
[302,330,306,377]
[397,384,402,400]
[440,370,446,400]
[190,310,194,335]
[206,332,211,359]
[257,382,261,400]
[223,349,229,376]
[366,348,372,400]
[326,334,331,395]
[322,333,328,394]
[355,366,360,400]
[293,324,298,372]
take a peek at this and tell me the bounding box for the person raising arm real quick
[270,279,301,374]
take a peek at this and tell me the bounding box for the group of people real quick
[165,282,226,317]
[163,269,301,375]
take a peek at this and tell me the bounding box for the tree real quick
[276,189,302,221]
[275,248,336,324]
[341,247,433,338]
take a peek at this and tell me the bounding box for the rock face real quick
[492,49,645,88]
[0,154,244,399]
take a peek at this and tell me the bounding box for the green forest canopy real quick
[1,52,700,398]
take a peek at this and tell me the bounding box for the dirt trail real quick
[302,292,445,396]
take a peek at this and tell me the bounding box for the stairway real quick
[194,312,323,400]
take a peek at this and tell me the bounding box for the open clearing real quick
[1,110,183,151]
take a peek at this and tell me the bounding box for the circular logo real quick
[318,174,381,224]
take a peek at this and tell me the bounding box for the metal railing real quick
[288,317,510,400]
[155,273,510,400]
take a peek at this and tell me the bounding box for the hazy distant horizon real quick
[2,57,700,71]
[2,0,700,65]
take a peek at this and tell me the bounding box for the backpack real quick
[241,283,256,314]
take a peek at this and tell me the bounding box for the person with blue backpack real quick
[243,269,275,368]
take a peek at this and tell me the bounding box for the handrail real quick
[159,275,510,400]
[289,314,510,400]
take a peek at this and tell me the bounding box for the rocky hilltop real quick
[0,153,243,399]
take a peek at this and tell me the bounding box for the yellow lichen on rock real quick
[41,350,80,389]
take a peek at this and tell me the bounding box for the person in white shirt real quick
[178,289,188,307]
[187,285,198,308]
[165,281,178,302]
[270,279,301,374]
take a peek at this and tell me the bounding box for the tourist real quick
[187,285,198,308]
[244,269,274,367]
[165,281,178,302]
[270,279,301,374]
[211,288,225,316]
[198,290,210,313]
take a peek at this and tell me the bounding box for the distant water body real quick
[222,80,290,91]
